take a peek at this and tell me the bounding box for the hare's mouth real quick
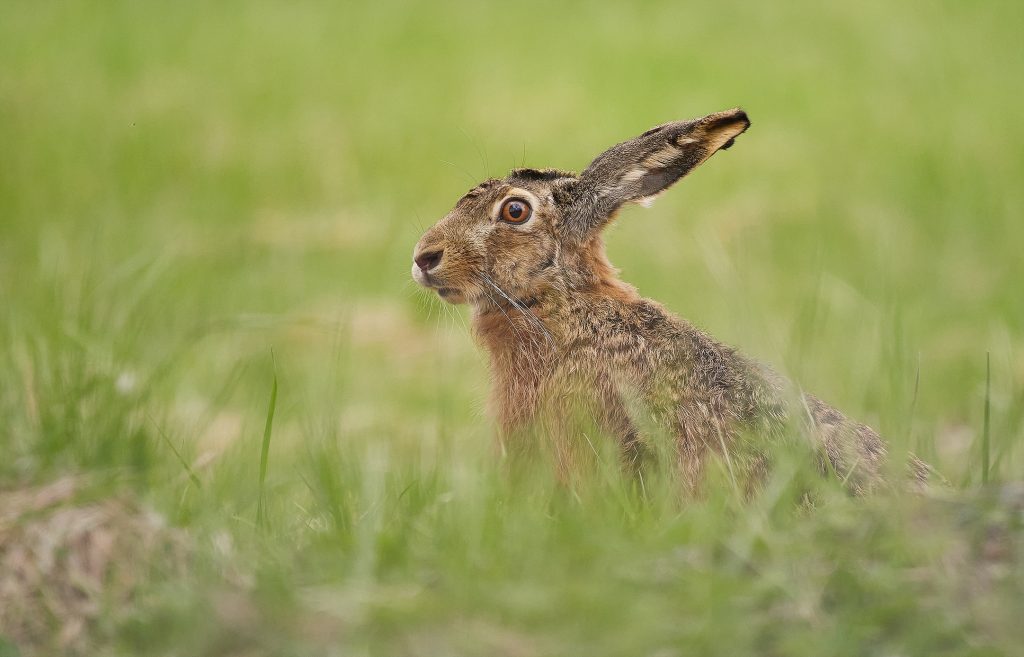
[411,264,468,302]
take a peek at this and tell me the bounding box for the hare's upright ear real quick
[568,108,750,236]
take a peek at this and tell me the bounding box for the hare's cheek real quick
[489,259,516,282]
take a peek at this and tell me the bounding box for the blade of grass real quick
[908,354,920,445]
[150,414,202,490]
[257,349,278,530]
[982,351,991,485]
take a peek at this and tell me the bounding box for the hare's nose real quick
[414,249,443,272]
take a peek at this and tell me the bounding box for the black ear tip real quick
[727,108,751,131]
[713,109,750,150]
[704,107,751,133]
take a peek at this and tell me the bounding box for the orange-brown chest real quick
[473,307,560,431]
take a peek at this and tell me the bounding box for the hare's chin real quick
[412,267,464,301]
[435,287,465,303]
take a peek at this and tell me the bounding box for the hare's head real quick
[412,108,750,306]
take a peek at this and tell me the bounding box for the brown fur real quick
[412,108,894,494]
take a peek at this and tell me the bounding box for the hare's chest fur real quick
[474,295,684,433]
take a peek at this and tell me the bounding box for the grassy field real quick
[2,1,1023,655]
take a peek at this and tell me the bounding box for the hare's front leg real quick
[670,404,738,496]
[541,389,645,485]
[592,378,648,477]
[490,366,547,463]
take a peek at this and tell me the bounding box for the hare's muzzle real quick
[411,246,446,289]
[414,248,443,273]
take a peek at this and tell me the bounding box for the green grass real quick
[1,1,1023,655]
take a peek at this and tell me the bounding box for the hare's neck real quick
[472,297,559,357]
[472,299,559,433]
[565,236,639,301]
[470,236,636,356]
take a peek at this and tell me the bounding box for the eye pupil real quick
[508,203,523,218]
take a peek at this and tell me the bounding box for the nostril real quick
[414,249,443,272]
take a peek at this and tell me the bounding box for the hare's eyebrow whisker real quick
[441,158,479,187]
[457,126,490,177]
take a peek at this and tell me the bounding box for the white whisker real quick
[481,275,554,347]
[480,286,532,347]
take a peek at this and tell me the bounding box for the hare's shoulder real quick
[561,296,737,376]
[574,297,731,358]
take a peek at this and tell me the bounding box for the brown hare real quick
[412,108,893,494]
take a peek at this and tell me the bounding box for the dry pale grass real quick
[0,477,188,655]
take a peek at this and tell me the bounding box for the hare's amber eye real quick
[499,198,532,224]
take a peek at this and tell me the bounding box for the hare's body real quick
[414,109,889,492]
[474,243,886,491]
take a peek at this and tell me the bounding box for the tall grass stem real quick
[257,349,279,530]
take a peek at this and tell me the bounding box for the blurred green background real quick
[1,1,1023,655]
